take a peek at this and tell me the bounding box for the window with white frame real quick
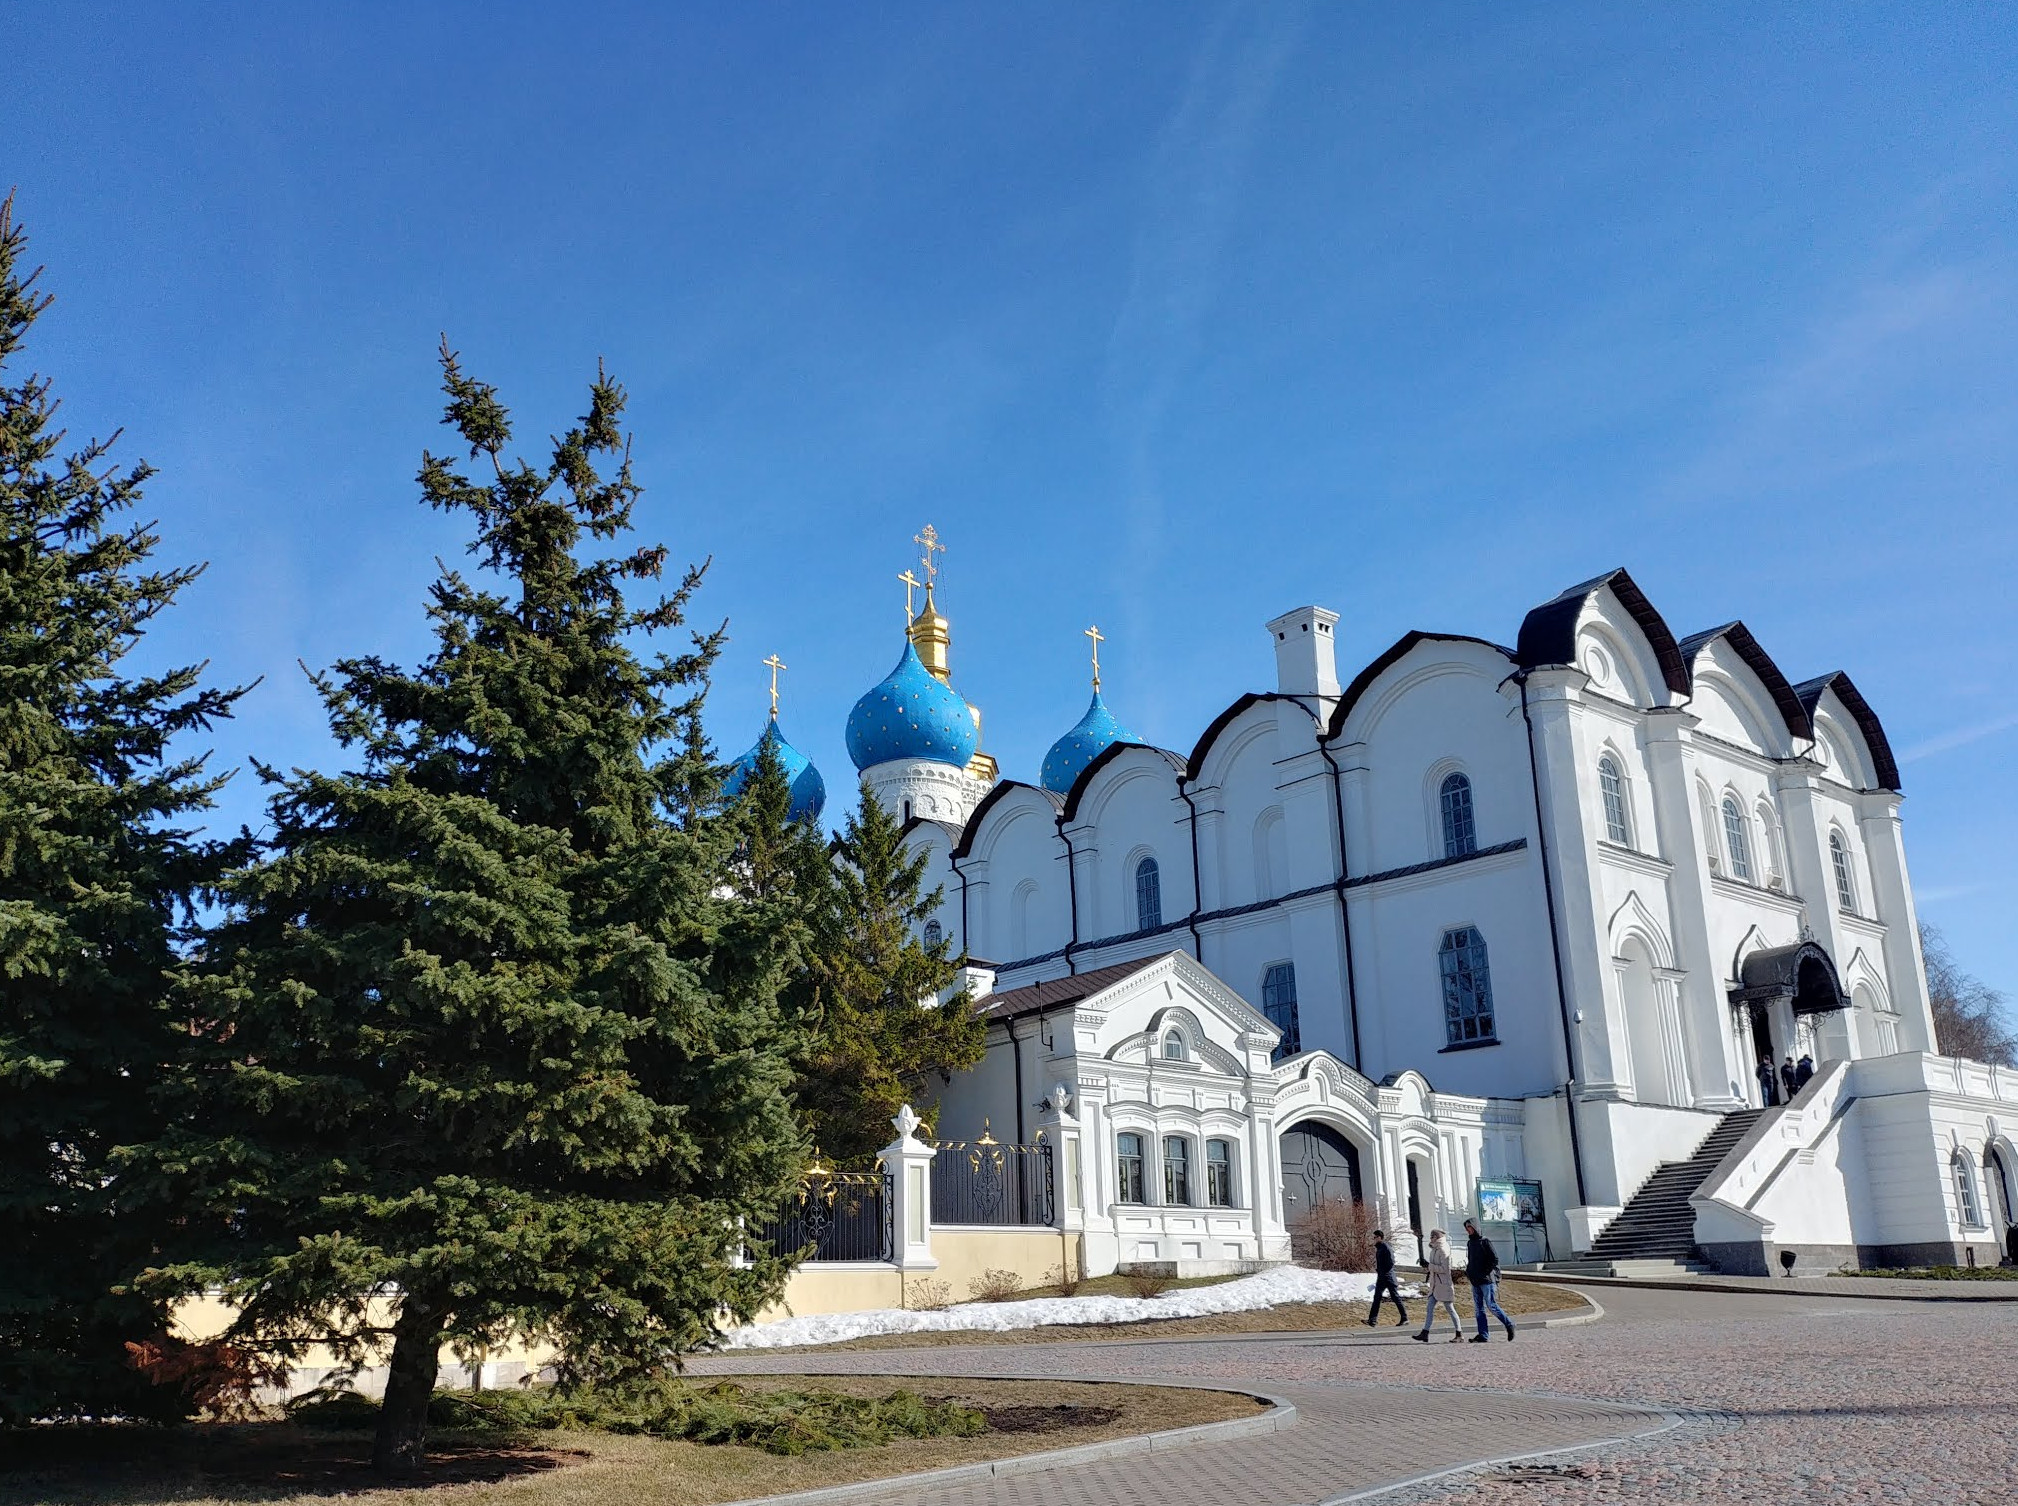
[923,919,943,948]
[1953,1150,1984,1227]
[1721,797,1754,882]
[1135,855,1163,932]
[1439,926,1496,1045]
[1262,962,1301,1060]
[1116,1132,1146,1204]
[1440,772,1477,858]
[1206,1138,1235,1207]
[1697,780,1722,872]
[1830,831,1857,914]
[1598,755,1631,846]
[1162,1029,1187,1061]
[1162,1135,1192,1205]
[1756,801,1786,888]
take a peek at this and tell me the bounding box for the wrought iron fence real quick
[754,1168,892,1262]
[931,1125,1055,1226]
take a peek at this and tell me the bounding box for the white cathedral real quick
[730,545,2018,1278]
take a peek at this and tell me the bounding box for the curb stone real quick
[1503,1271,2018,1303]
[713,1389,1296,1506]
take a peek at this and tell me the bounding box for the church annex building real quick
[731,549,2018,1277]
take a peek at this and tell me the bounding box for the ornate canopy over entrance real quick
[1731,941,1850,1016]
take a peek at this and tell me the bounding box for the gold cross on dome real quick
[1085,624,1105,692]
[914,524,944,587]
[898,569,922,620]
[762,653,786,719]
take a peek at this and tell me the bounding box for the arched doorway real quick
[1989,1147,2015,1233]
[1279,1121,1363,1234]
[1620,937,1680,1106]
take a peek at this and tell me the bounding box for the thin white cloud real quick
[1912,883,1987,906]
[1900,711,2018,764]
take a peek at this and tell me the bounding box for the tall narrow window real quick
[1206,1139,1234,1207]
[1721,798,1754,882]
[1953,1151,1983,1227]
[1439,926,1496,1045]
[923,919,944,948]
[1116,1133,1145,1204]
[1598,756,1631,846]
[1162,1030,1187,1061]
[1162,1136,1191,1206]
[1440,773,1477,858]
[1830,831,1857,914]
[1135,856,1163,932]
[1262,962,1301,1060]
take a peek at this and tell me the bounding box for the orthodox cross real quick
[914,523,944,588]
[898,569,922,620]
[762,653,786,719]
[1084,624,1105,692]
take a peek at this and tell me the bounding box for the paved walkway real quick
[702,1284,2018,1505]
[1509,1269,2018,1301]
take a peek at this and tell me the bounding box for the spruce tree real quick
[138,345,803,1472]
[0,195,246,1423]
[793,781,983,1164]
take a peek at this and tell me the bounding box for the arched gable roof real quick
[1323,631,1515,741]
[1677,622,1811,743]
[900,816,965,845]
[1792,672,1900,792]
[1515,568,1691,698]
[950,780,1064,860]
[1060,740,1187,822]
[1732,940,1851,1015]
[1184,691,1294,781]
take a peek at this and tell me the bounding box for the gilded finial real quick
[914,523,944,593]
[1084,624,1105,693]
[898,569,922,621]
[762,653,786,720]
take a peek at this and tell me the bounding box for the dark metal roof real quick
[1325,632,1515,741]
[977,952,1181,1024]
[1514,568,1691,699]
[1184,692,1295,781]
[1676,622,1812,744]
[1792,671,1901,792]
[1731,941,1849,1015]
[949,780,1065,860]
[1060,741,1186,822]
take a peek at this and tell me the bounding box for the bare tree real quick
[1922,923,2017,1067]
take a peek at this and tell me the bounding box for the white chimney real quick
[1266,606,1341,698]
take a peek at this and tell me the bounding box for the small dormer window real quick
[1162,1030,1187,1061]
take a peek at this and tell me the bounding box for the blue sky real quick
[7,5,2014,998]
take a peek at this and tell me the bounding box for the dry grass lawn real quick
[0,1377,1267,1506]
[778,1278,1589,1351]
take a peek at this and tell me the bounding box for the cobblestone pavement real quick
[1507,1270,2018,1301]
[701,1285,2018,1505]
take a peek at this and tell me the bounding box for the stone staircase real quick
[1574,1108,1765,1272]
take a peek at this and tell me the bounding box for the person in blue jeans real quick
[1462,1218,1515,1342]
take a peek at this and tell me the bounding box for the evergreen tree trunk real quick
[373,1301,445,1475]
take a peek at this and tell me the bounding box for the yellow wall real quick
[753,1226,1076,1324]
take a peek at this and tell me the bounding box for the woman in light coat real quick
[1412,1228,1463,1342]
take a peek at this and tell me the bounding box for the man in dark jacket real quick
[1756,1056,1779,1106]
[1365,1229,1409,1327]
[1462,1218,1515,1342]
[1793,1054,1815,1093]
[1780,1054,1800,1103]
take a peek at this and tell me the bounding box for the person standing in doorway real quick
[1413,1228,1464,1343]
[1780,1054,1800,1103]
[1365,1229,1409,1327]
[1757,1056,1780,1106]
[1794,1053,1815,1094]
[1463,1218,1515,1342]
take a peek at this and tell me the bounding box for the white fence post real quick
[880,1105,939,1271]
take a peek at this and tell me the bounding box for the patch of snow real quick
[722,1264,1416,1350]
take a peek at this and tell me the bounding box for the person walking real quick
[1780,1054,1800,1103]
[1756,1055,1779,1107]
[1463,1217,1515,1343]
[1794,1053,1815,1093]
[1365,1229,1409,1327]
[1412,1228,1464,1343]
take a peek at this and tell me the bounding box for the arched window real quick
[1598,755,1631,846]
[1721,798,1754,883]
[1261,962,1301,1060]
[1162,1135,1192,1205]
[1440,772,1477,858]
[1115,1133,1146,1204]
[1953,1150,1983,1228]
[1756,801,1786,889]
[1830,831,1857,914]
[1696,779,1722,873]
[923,919,944,948]
[1162,1030,1187,1061]
[1135,856,1163,932]
[1439,926,1496,1045]
[1205,1139,1235,1207]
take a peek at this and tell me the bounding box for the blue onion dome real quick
[846,639,979,771]
[1041,690,1137,794]
[724,719,827,825]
